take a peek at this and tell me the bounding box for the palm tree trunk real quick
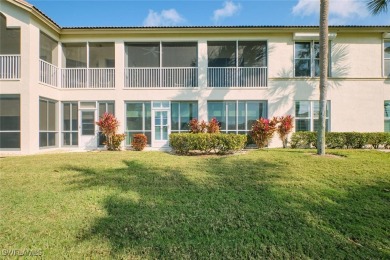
[317,0,329,155]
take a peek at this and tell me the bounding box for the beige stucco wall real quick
[1,0,389,154]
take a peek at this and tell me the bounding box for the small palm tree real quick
[367,0,388,15]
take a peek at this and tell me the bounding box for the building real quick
[1,0,389,154]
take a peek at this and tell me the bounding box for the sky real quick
[28,0,390,27]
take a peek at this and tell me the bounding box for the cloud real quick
[292,0,368,24]
[213,1,241,22]
[143,9,185,26]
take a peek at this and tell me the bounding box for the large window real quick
[171,102,198,133]
[39,98,58,148]
[385,101,390,132]
[0,94,20,149]
[126,102,151,145]
[384,41,390,78]
[295,101,330,132]
[125,42,160,67]
[62,43,87,68]
[294,42,320,77]
[89,43,115,68]
[208,41,267,67]
[208,101,267,134]
[62,102,78,146]
[0,14,20,55]
[98,101,115,146]
[40,32,58,65]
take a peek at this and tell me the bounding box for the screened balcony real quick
[61,42,115,88]
[124,42,198,88]
[207,41,267,87]
[39,32,59,87]
[0,14,20,80]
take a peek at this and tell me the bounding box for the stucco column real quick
[197,40,208,122]
[114,41,125,142]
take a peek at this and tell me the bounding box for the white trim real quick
[293,33,337,41]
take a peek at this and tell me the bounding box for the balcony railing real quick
[61,68,115,89]
[0,55,20,80]
[208,67,267,87]
[125,67,198,88]
[39,59,58,87]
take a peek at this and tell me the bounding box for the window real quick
[81,111,95,135]
[0,14,20,55]
[385,101,390,132]
[207,101,267,134]
[125,42,160,67]
[125,102,151,145]
[0,94,20,149]
[295,101,330,132]
[294,42,320,77]
[62,102,78,146]
[40,32,58,65]
[162,42,197,67]
[98,101,115,146]
[384,41,390,77]
[89,42,115,68]
[39,98,58,148]
[171,102,198,133]
[62,43,87,68]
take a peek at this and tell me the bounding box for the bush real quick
[250,117,278,148]
[96,113,126,151]
[290,132,390,149]
[131,134,147,151]
[188,118,220,133]
[276,115,294,148]
[170,133,247,155]
[110,134,126,151]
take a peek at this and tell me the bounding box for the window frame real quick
[171,101,199,133]
[0,94,21,150]
[294,41,331,78]
[385,100,390,132]
[125,101,152,146]
[97,101,115,146]
[295,100,331,132]
[62,102,78,146]
[384,40,390,78]
[39,97,58,148]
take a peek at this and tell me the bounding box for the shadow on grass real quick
[62,153,389,258]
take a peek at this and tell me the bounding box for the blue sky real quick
[29,0,389,27]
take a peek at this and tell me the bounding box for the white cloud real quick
[213,1,241,22]
[143,9,185,26]
[292,0,368,24]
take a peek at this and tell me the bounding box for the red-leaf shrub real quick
[276,115,294,148]
[96,113,126,150]
[250,117,278,148]
[188,118,220,133]
[131,134,147,151]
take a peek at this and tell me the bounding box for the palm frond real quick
[367,0,388,15]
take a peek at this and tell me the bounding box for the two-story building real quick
[1,0,389,154]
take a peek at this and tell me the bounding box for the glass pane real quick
[295,119,310,132]
[295,60,311,77]
[62,43,87,68]
[384,41,390,59]
[155,126,161,140]
[162,42,197,67]
[63,133,70,146]
[89,42,115,68]
[238,102,245,130]
[314,60,320,77]
[71,103,78,131]
[238,41,267,67]
[0,15,20,54]
[39,100,48,131]
[80,102,96,109]
[208,41,236,67]
[295,101,310,118]
[161,101,170,108]
[313,102,320,118]
[99,103,106,117]
[162,111,168,125]
[208,102,225,130]
[385,60,390,78]
[153,102,161,108]
[0,132,20,148]
[247,102,262,129]
[155,112,161,126]
[107,103,115,114]
[145,103,152,130]
[171,102,179,131]
[126,103,143,130]
[72,133,78,145]
[39,132,47,147]
[40,32,57,65]
[314,119,329,132]
[295,42,311,59]
[385,101,390,118]
[314,42,320,59]
[125,42,160,67]
[162,126,168,140]
[385,120,390,132]
[227,102,236,130]
[82,111,95,135]
[48,133,56,146]
[0,95,20,131]
[48,101,56,131]
[63,103,70,131]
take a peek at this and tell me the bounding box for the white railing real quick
[61,68,115,88]
[125,67,198,88]
[208,67,267,87]
[0,55,20,79]
[39,59,58,87]
[61,68,87,88]
[89,68,115,88]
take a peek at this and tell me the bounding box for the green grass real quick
[1,149,389,259]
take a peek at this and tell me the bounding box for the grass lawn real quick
[0,149,389,259]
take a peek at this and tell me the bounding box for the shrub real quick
[170,133,247,155]
[131,134,147,151]
[250,117,278,148]
[326,133,346,149]
[290,132,317,148]
[366,132,388,149]
[344,132,367,149]
[276,115,294,148]
[188,118,220,134]
[96,113,126,151]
